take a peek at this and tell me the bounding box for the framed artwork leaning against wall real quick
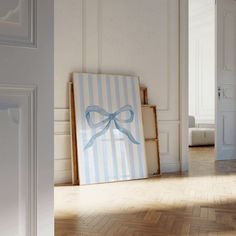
[73,73,148,185]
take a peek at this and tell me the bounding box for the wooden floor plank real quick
[55,147,236,235]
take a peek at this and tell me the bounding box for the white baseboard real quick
[160,162,181,173]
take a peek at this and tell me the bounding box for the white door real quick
[216,0,236,160]
[0,1,54,236]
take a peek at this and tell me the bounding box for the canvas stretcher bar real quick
[141,104,161,175]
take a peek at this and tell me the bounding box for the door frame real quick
[180,0,189,172]
[179,0,217,171]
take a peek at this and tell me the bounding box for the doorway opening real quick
[188,0,216,173]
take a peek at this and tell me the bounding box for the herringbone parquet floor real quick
[55,147,236,236]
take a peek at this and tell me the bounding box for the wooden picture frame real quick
[69,82,80,185]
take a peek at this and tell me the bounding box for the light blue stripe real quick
[131,78,144,177]
[88,74,100,183]
[123,77,135,178]
[78,74,90,184]
[106,75,118,180]
[97,75,109,182]
[114,77,127,179]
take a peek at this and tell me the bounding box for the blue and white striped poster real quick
[73,73,148,185]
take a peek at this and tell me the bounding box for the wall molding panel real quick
[54,108,72,184]
[82,0,179,120]
[159,122,180,172]
[54,0,83,108]
[0,84,37,236]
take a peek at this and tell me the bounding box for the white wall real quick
[54,0,180,184]
[189,0,215,125]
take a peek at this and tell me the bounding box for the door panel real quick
[0,0,36,46]
[216,0,236,160]
[222,112,236,145]
[222,10,236,73]
[0,87,36,236]
[0,0,53,235]
[0,109,19,236]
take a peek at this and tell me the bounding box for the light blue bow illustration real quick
[84,104,140,149]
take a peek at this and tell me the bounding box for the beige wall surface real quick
[54,0,180,184]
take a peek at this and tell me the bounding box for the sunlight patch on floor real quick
[55,174,236,217]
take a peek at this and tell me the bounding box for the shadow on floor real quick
[55,200,236,236]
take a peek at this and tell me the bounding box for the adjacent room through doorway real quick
[188,0,216,168]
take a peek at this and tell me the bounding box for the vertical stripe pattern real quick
[97,75,109,182]
[106,75,118,180]
[88,74,100,182]
[123,77,135,178]
[114,77,127,179]
[73,73,148,184]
